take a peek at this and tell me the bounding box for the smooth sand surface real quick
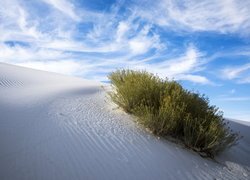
[0,63,249,180]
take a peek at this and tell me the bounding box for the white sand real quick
[0,62,249,180]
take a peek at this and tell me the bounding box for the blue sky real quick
[0,0,250,121]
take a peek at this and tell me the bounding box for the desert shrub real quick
[108,69,240,157]
[108,69,166,113]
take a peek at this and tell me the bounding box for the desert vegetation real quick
[108,69,240,157]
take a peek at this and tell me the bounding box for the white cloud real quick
[239,77,250,84]
[15,60,82,75]
[219,96,250,101]
[137,0,250,35]
[221,63,250,83]
[222,64,250,79]
[0,0,43,42]
[42,0,80,21]
[150,45,205,77]
[129,45,211,84]
[164,46,202,75]
[85,17,164,55]
[116,21,130,42]
[129,37,152,55]
[176,74,210,84]
[0,43,65,63]
[42,39,119,53]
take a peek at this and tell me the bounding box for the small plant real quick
[108,69,240,157]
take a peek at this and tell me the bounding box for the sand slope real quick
[0,63,249,180]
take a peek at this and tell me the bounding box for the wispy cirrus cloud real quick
[239,77,250,83]
[16,60,83,75]
[221,63,250,84]
[136,0,250,35]
[222,64,250,79]
[219,96,250,101]
[130,45,211,84]
[41,0,80,21]
[0,0,249,85]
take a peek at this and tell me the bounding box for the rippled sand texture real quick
[0,63,249,180]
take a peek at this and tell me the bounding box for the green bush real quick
[108,69,240,157]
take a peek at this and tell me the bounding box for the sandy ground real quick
[0,63,249,180]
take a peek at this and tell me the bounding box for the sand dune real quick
[0,63,249,180]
